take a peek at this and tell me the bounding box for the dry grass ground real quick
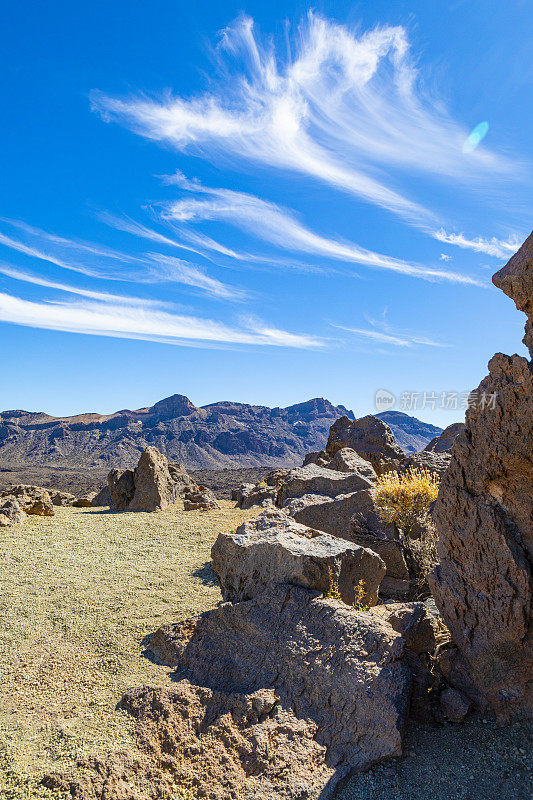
[0,501,259,799]
[0,502,531,800]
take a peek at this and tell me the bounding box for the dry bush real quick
[372,468,440,597]
[371,468,439,534]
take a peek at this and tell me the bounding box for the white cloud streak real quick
[164,179,482,285]
[0,263,165,306]
[0,291,323,349]
[92,14,517,226]
[333,322,448,348]
[433,229,522,259]
[144,253,248,300]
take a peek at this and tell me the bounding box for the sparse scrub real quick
[372,468,440,596]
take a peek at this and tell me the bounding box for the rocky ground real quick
[0,502,530,799]
[0,464,271,499]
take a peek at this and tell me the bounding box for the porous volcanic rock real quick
[278,463,373,504]
[429,233,533,722]
[0,497,26,526]
[212,510,386,607]
[326,415,405,473]
[302,450,330,467]
[149,584,411,777]
[1,485,54,516]
[129,447,182,511]
[107,468,135,511]
[401,451,451,478]
[328,447,378,479]
[239,484,277,509]
[50,490,77,506]
[424,422,465,453]
[183,485,220,510]
[90,484,112,507]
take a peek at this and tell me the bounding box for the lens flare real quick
[462,121,489,154]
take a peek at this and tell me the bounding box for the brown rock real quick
[129,447,180,511]
[328,447,377,480]
[149,584,411,775]
[302,450,330,467]
[107,468,135,511]
[401,451,451,478]
[279,463,373,505]
[0,497,26,526]
[183,485,220,510]
[440,687,472,723]
[423,422,465,453]
[429,234,533,722]
[1,485,54,516]
[90,484,112,507]
[326,415,405,473]
[212,509,386,607]
[493,230,533,356]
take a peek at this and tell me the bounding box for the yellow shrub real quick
[371,467,439,533]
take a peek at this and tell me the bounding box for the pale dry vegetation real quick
[0,502,259,799]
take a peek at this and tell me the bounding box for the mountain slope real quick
[0,395,355,470]
[376,411,443,454]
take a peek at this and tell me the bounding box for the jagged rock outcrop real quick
[424,422,465,453]
[212,510,386,607]
[278,463,373,504]
[401,450,451,478]
[0,497,26,527]
[327,415,405,473]
[376,411,442,454]
[429,233,533,722]
[328,447,378,478]
[150,584,411,778]
[108,447,196,512]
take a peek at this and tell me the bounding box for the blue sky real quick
[1,0,531,426]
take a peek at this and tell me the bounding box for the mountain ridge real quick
[0,394,442,470]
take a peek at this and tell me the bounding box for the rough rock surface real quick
[429,233,533,722]
[107,448,196,512]
[0,497,26,526]
[372,600,447,655]
[212,510,386,607]
[401,451,451,478]
[183,485,220,510]
[289,490,375,542]
[279,463,373,504]
[439,687,472,723]
[0,484,54,516]
[90,484,112,507]
[328,447,377,480]
[239,484,277,509]
[327,415,405,473]
[302,450,330,467]
[50,490,77,506]
[129,447,183,512]
[107,468,135,511]
[424,422,465,453]
[150,584,411,775]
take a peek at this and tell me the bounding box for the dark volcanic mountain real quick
[376,411,443,454]
[0,395,443,470]
[0,395,357,470]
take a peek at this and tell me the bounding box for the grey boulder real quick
[212,509,386,607]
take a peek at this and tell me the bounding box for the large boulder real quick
[149,584,411,782]
[91,484,112,507]
[0,497,26,527]
[326,415,405,473]
[107,468,135,511]
[1,485,54,516]
[212,510,386,607]
[424,422,465,453]
[278,463,373,504]
[429,233,533,722]
[50,490,77,506]
[129,446,181,511]
[401,450,451,479]
[328,447,377,479]
[107,448,196,512]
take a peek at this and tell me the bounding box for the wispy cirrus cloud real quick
[163,177,482,285]
[0,290,323,349]
[92,14,518,227]
[0,219,248,301]
[432,228,522,259]
[333,322,448,348]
